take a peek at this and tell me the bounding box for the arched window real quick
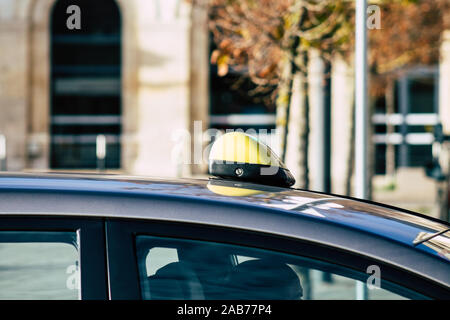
[50,0,121,169]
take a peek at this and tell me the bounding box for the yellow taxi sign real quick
[208,132,295,187]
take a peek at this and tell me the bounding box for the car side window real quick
[135,235,423,300]
[146,247,179,276]
[0,231,80,300]
[235,254,406,300]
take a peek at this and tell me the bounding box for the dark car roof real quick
[0,172,449,261]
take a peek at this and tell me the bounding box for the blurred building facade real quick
[0,0,205,177]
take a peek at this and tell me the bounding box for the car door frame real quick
[106,218,450,300]
[0,216,108,300]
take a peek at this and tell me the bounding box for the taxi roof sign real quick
[208,132,295,188]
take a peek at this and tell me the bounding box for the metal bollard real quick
[0,134,6,171]
[96,134,106,172]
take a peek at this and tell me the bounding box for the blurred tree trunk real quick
[276,59,295,162]
[299,52,310,189]
[277,21,302,162]
[345,97,355,196]
[368,96,376,200]
[282,51,310,189]
[385,78,396,179]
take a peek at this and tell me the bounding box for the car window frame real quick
[106,218,450,300]
[0,216,108,300]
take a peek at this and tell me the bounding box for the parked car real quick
[0,172,448,300]
[0,132,448,300]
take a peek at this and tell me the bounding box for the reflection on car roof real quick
[0,172,449,258]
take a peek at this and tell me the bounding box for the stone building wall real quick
[0,0,205,177]
[0,0,31,171]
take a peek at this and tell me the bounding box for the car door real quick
[105,218,449,300]
[0,216,108,300]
